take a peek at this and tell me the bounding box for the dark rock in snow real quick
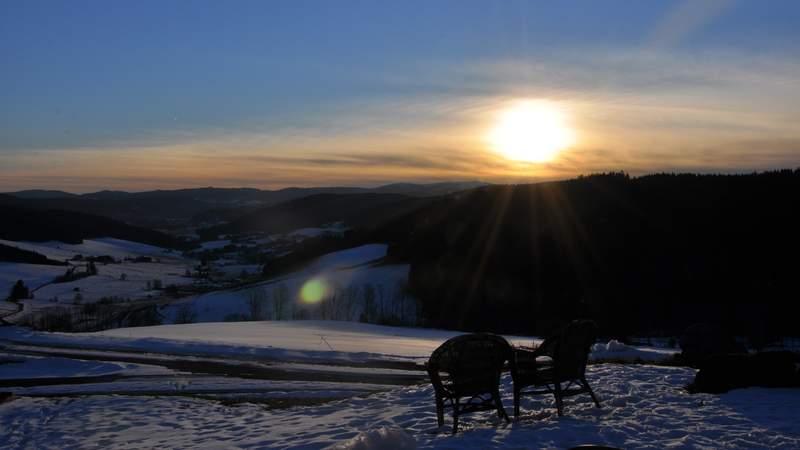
[688,351,800,394]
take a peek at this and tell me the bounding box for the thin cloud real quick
[649,0,736,47]
[2,46,799,191]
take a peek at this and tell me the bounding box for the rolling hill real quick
[3,182,485,230]
[0,205,187,249]
[373,170,800,337]
[200,193,436,239]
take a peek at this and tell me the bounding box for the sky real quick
[1,0,799,192]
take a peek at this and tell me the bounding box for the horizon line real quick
[4,167,799,196]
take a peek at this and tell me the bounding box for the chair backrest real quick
[428,333,511,396]
[545,319,598,381]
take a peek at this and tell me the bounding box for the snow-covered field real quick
[26,259,190,303]
[0,238,194,316]
[0,263,66,299]
[2,363,799,449]
[162,244,414,324]
[0,321,678,365]
[0,352,172,380]
[0,238,179,262]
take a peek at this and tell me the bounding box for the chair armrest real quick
[512,347,554,371]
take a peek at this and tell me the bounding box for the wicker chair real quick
[427,333,512,434]
[510,319,601,417]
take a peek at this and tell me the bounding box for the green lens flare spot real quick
[300,278,326,304]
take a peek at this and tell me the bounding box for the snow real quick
[0,262,66,297]
[28,260,190,303]
[0,353,172,380]
[7,377,388,398]
[0,238,193,306]
[591,339,677,363]
[165,264,410,323]
[305,243,387,271]
[100,320,469,360]
[2,364,798,449]
[0,302,16,315]
[0,318,794,449]
[0,321,677,367]
[269,224,349,242]
[333,427,418,450]
[0,321,465,365]
[198,239,231,250]
[0,237,177,261]
[4,241,795,447]
[162,243,411,324]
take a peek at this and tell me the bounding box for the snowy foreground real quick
[1,321,798,449]
[3,364,799,449]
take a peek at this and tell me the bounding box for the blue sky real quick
[1,0,799,191]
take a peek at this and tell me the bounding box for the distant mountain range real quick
[6,181,485,201]
[2,182,486,231]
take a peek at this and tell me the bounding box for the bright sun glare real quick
[487,100,575,163]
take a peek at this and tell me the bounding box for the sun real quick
[486,100,575,163]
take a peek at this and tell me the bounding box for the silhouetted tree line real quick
[0,243,67,266]
[0,205,188,249]
[202,193,432,240]
[20,302,162,332]
[374,170,800,342]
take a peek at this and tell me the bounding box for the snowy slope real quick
[198,239,231,250]
[162,243,413,324]
[0,263,66,297]
[29,259,190,302]
[1,238,193,306]
[0,238,178,261]
[302,244,387,271]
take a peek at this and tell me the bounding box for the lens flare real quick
[300,278,327,304]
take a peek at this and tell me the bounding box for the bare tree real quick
[343,285,359,321]
[247,287,268,321]
[392,280,412,324]
[361,283,376,323]
[272,283,288,320]
[174,302,198,324]
[320,290,334,320]
[375,284,386,322]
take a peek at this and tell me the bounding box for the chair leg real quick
[452,398,460,434]
[553,382,564,417]
[513,387,520,419]
[493,389,510,423]
[583,377,601,408]
[435,395,445,426]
